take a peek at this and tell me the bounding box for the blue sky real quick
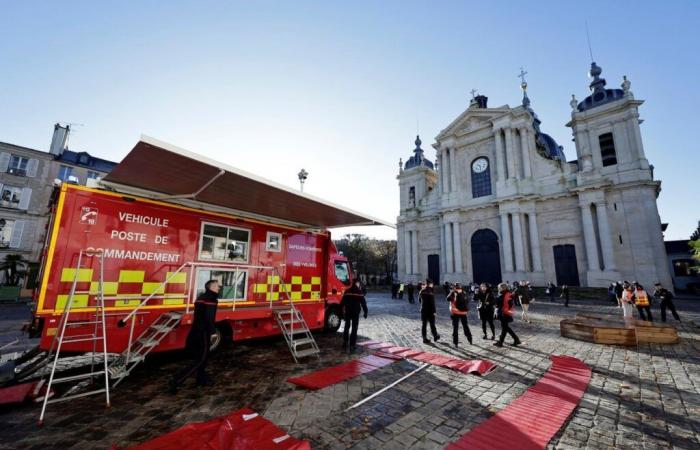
[1,1,698,240]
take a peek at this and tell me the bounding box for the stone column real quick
[499,213,514,272]
[453,221,463,273]
[495,129,506,182]
[504,128,516,179]
[580,204,601,271]
[575,129,593,171]
[404,230,412,274]
[528,212,543,271]
[595,201,616,270]
[441,150,449,193]
[445,223,454,273]
[437,153,443,195]
[411,229,419,277]
[449,148,457,192]
[439,223,446,274]
[511,213,526,271]
[520,127,532,178]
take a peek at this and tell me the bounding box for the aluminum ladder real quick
[273,270,320,363]
[38,249,110,425]
[108,311,183,386]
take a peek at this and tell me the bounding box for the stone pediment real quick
[435,105,511,142]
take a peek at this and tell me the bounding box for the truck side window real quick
[197,269,247,301]
[334,261,350,285]
[200,223,250,263]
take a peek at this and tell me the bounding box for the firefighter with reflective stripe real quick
[654,283,680,322]
[494,282,521,347]
[447,283,472,347]
[634,282,653,322]
[340,279,368,352]
[169,280,220,393]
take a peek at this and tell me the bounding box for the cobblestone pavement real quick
[1,294,699,449]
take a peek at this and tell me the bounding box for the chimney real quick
[49,123,70,156]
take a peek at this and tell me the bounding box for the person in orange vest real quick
[621,282,635,319]
[494,282,521,347]
[447,283,472,347]
[634,282,652,322]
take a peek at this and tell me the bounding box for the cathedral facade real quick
[396,64,672,288]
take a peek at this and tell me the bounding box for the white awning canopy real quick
[102,136,394,230]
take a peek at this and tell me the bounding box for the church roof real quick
[404,135,434,170]
[577,62,625,112]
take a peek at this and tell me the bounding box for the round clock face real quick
[472,158,488,173]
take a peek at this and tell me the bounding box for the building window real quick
[199,222,250,263]
[266,232,283,252]
[0,186,22,209]
[471,157,492,198]
[87,170,100,180]
[672,259,695,277]
[7,155,29,176]
[599,133,617,166]
[196,268,247,301]
[0,219,14,248]
[408,186,416,207]
[58,165,73,181]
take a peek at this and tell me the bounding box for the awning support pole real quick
[156,169,226,200]
[344,363,428,411]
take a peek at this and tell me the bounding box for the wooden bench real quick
[560,313,679,345]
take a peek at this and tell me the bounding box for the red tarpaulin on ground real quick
[287,354,397,390]
[358,341,497,376]
[445,355,592,450]
[0,382,34,405]
[127,408,310,450]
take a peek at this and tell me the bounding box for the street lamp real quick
[298,169,308,192]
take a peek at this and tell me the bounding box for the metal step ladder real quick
[108,311,183,386]
[273,308,320,363]
[39,249,110,425]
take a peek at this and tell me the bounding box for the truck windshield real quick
[334,261,350,285]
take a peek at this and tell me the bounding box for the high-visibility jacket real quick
[635,290,650,307]
[622,290,635,304]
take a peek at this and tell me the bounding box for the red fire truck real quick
[25,136,390,366]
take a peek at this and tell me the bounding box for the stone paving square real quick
[0,293,699,449]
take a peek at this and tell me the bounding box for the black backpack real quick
[455,293,468,311]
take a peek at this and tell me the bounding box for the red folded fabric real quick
[446,355,591,450]
[128,408,310,450]
[287,354,397,390]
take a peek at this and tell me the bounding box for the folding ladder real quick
[273,269,320,363]
[38,249,110,425]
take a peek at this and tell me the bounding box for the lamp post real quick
[298,169,308,192]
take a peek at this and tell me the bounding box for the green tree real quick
[335,234,397,283]
[690,222,700,269]
[0,254,29,286]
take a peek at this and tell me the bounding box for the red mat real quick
[445,355,591,450]
[0,382,34,405]
[287,354,398,390]
[359,341,496,376]
[128,408,310,450]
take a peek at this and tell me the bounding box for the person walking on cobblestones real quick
[398,282,404,300]
[448,283,472,347]
[474,283,495,340]
[654,283,681,322]
[546,282,557,302]
[407,282,416,304]
[494,282,521,347]
[516,281,532,323]
[169,279,220,394]
[340,278,368,352]
[561,285,570,307]
[621,282,635,318]
[614,281,624,308]
[420,279,440,344]
[634,282,653,322]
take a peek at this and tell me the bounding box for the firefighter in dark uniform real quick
[448,283,472,346]
[420,279,440,344]
[169,279,220,393]
[340,278,368,352]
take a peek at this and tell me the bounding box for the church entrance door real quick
[553,244,581,286]
[427,254,440,284]
[471,229,502,285]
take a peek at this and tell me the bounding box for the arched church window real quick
[599,133,617,166]
[408,186,415,207]
[471,157,492,198]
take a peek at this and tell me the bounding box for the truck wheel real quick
[324,306,342,332]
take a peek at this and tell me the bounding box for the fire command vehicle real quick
[8,136,391,393]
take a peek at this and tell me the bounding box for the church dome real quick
[577,62,624,112]
[404,135,434,170]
